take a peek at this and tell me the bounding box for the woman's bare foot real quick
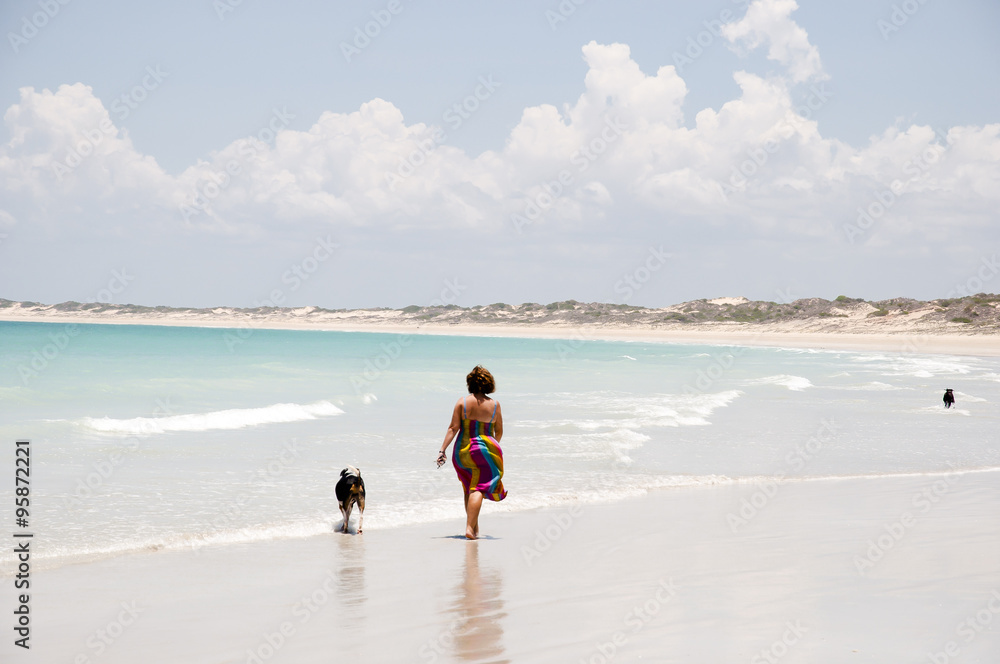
[464,491,484,541]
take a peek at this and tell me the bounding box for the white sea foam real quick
[912,406,971,416]
[836,381,903,391]
[520,428,652,465]
[8,520,338,573]
[6,472,736,573]
[526,390,743,431]
[954,391,987,403]
[79,401,344,435]
[853,354,974,378]
[731,466,1000,485]
[746,375,813,391]
[13,465,1000,576]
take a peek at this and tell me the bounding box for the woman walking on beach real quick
[437,366,507,540]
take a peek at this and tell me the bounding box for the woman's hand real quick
[438,401,463,468]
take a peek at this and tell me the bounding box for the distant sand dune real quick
[2,295,999,356]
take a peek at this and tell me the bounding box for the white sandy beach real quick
[3,308,1000,357]
[3,471,998,663]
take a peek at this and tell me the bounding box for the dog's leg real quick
[339,504,347,532]
[357,495,365,534]
[343,500,354,534]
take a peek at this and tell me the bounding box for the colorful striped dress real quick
[452,399,507,501]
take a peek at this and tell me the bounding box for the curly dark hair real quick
[466,365,496,394]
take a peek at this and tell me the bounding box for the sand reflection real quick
[336,534,366,621]
[449,541,508,663]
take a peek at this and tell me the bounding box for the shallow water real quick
[1,321,998,571]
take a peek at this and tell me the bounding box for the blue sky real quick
[1,0,998,308]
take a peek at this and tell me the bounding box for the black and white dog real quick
[335,466,366,534]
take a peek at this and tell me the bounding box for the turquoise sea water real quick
[1,321,998,571]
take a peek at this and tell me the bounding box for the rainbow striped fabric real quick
[452,402,507,502]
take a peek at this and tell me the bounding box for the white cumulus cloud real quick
[0,37,997,252]
[722,0,826,83]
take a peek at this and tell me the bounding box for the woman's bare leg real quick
[466,491,484,540]
[462,491,471,537]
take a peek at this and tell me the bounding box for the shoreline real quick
[3,312,1000,356]
[7,471,999,663]
[7,465,998,579]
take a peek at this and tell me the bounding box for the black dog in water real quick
[943,389,955,409]
[336,466,365,534]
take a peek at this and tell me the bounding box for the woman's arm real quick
[494,403,503,442]
[437,400,463,466]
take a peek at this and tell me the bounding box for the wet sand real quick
[4,471,998,663]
